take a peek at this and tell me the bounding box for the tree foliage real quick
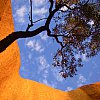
[0,0,100,78]
[52,0,100,78]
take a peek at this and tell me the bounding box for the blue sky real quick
[11,0,100,91]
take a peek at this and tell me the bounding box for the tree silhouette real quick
[0,0,100,78]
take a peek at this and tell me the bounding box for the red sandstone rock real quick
[0,0,100,100]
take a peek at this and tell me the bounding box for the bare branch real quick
[45,4,63,28]
[26,24,33,32]
[0,1,63,53]
[0,26,46,53]
[47,28,64,37]
[32,18,48,24]
[63,4,72,10]
[84,0,89,5]
[54,36,64,47]
[49,0,54,13]
[47,28,64,47]
[26,0,33,31]
[29,0,33,25]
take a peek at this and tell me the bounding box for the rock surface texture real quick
[0,0,100,100]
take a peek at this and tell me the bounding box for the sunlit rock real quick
[0,0,100,100]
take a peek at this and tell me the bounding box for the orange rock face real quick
[0,0,100,100]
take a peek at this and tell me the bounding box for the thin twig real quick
[26,0,33,32]
[54,36,64,47]
[47,28,64,37]
[30,0,33,25]
[32,18,47,24]
[47,28,64,47]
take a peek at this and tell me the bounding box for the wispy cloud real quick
[28,53,32,60]
[43,70,49,79]
[42,78,50,86]
[75,53,88,62]
[14,5,27,23]
[77,74,87,87]
[31,0,48,17]
[82,54,88,62]
[26,40,44,53]
[60,6,68,11]
[37,56,50,72]
[39,32,48,41]
[40,78,57,88]
[32,0,47,7]
[79,74,86,83]
[52,69,64,82]
[66,87,73,91]
[33,7,48,17]
[87,20,94,27]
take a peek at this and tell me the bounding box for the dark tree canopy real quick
[52,0,100,78]
[0,0,100,78]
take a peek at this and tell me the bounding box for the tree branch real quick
[29,0,33,25]
[47,28,64,47]
[45,3,63,28]
[26,0,33,31]
[32,18,47,24]
[0,1,64,53]
[54,36,64,47]
[84,0,89,5]
[49,0,54,13]
[0,26,46,53]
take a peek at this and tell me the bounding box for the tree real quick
[0,0,100,78]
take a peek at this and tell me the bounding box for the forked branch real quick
[0,0,63,53]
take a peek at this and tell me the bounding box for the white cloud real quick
[77,74,86,87]
[66,87,73,91]
[50,81,57,88]
[60,6,68,11]
[15,5,27,23]
[79,75,86,83]
[16,6,27,17]
[39,32,48,41]
[37,57,49,81]
[26,40,44,53]
[33,7,48,16]
[31,0,48,17]
[38,56,50,71]
[32,0,46,7]
[43,70,49,78]
[52,69,64,82]
[75,54,80,59]
[82,54,88,62]
[28,53,32,60]
[77,83,84,87]
[41,78,57,88]
[87,20,94,26]
[42,79,49,85]
[60,4,76,11]
[56,73,64,82]
[75,54,88,62]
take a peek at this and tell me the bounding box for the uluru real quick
[0,0,100,100]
